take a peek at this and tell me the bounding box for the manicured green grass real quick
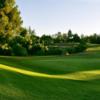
[0,52,100,100]
[87,46,100,51]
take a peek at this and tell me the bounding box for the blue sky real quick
[16,0,100,36]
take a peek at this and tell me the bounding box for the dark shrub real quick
[75,43,87,53]
[0,47,12,56]
[67,43,87,54]
[29,44,45,55]
[46,47,62,55]
[67,47,75,54]
[12,44,28,56]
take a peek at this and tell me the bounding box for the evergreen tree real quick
[67,30,73,42]
[73,34,80,42]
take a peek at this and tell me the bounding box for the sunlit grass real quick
[0,64,100,81]
[86,46,100,51]
[0,84,25,98]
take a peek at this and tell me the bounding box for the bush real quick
[75,43,87,53]
[67,43,87,54]
[29,44,45,55]
[12,44,28,56]
[0,47,12,56]
[0,43,12,56]
[67,47,75,54]
[46,47,62,55]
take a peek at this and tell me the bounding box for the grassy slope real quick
[0,52,100,100]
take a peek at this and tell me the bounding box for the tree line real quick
[0,0,100,56]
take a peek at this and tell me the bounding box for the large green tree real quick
[0,0,22,39]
